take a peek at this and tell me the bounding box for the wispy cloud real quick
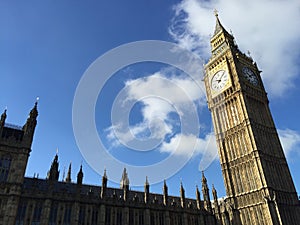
[169,0,300,97]
[278,129,300,160]
[105,68,215,158]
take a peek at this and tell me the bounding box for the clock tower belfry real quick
[203,12,300,225]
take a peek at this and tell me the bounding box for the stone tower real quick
[0,102,38,225]
[203,12,300,225]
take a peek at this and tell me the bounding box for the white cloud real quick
[160,133,217,156]
[170,0,300,97]
[106,69,208,151]
[278,129,300,159]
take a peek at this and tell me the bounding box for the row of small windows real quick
[213,37,224,48]
[16,201,201,225]
[208,56,226,71]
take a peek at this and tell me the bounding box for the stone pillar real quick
[123,207,129,225]
[99,204,106,225]
[182,213,188,225]
[70,202,79,225]
[165,211,170,225]
[145,209,150,225]
[40,199,51,225]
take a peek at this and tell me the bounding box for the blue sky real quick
[1,0,300,199]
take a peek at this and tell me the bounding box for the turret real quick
[23,100,38,143]
[144,176,149,203]
[212,184,221,223]
[120,168,129,190]
[202,171,212,213]
[77,165,83,185]
[100,169,107,199]
[0,109,7,134]
[180,181,185,208]
[196,185,202,210]
[0,109,7,127]
[65,162,71,183]
[47,154,60,182]
[120,168,129,201]
[163,180,168,206]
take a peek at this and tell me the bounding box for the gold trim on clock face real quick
[211,70,229,91]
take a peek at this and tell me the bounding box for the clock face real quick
[242,67,258,85]
[211,70,229,91]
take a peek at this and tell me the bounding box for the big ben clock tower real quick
[204,12,300,225]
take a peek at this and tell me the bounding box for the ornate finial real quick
[103,168,107,178]
[120,168,129,189]
[65,162,72,183]
[247,50,251,56]
[202,171,207,183]
[1,108,7,122]
[214,9,218,17]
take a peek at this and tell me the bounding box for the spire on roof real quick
[47,153,60,182]
[163,180,168,206]
[101,169,108,199]
[120,168,129,189]
[0,108,7,128]
[23,100,39,142]
[77,164,83,185]
[65,162,72,183]
[212,10,231,38]
[196,185,202,209]
[180,181,185,208]
[144,176,150,203]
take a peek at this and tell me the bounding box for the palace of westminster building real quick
[0,14,299,225]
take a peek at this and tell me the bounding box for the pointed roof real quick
[213,10,227,36]
[29,99,39,119]
[120,168,129,188]
[65,162,72,183]
[163,179,168,190]
[47,153,59,181]
[0,108,7,127]
[202,171,207,185]
[77,164,83,185]
[180,181,185,197]
[196,185,201,199]
[145,176,149,186]
[103,168,107,179]
[1,109,7,121]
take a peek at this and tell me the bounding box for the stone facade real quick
[203,12,300,225]
[0,103,227,225]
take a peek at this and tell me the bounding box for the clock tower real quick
[204,12,300,225]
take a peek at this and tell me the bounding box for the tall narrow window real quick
[105,207,111,225]
[15,201,27,225]
[0,156,11,182]
[91,207,98,225]
[139,210,144,225]
[159,212,164,225]
[116,208,122,225]
[63,204,72,225]
[49,202,58,225]
[32,201,43,225]
[78,205,85,225]
[150,212,155,225]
